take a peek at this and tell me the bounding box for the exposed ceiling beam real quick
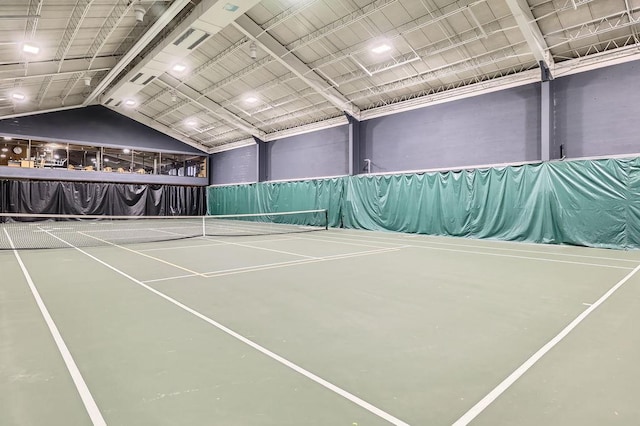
[156,74,266,140]
[504,0,554,74]
[0,56,117,78]
[36,0,94,106]
[83,0,192,106]
[0,67,110,82]
[232,15,360,119]
[0,103,85,120]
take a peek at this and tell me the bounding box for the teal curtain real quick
[208,158,640,250]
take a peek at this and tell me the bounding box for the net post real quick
[202,216,206,237]
[324,209,329,230]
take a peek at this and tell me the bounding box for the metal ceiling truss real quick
[504,0,553,75]
[140,36,254,107]
[84,0,193,106]
[365,63,538,110]
[333,16,516,87]
[545,8,640,51]
[233,15,359,117]
[35,0,94,106]
[347,42,531,101]
[307,0,489,71]
[156,75,265,139]
[285,0,398,52]
[60,0,136,104]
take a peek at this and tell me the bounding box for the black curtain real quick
[1,180,205,216]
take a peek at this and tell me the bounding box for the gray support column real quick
[347,114,363,175]
[541,79,554,161]
[255,137,269,182]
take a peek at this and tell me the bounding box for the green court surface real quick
[2,229,640,425]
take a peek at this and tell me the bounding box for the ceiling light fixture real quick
[1,147,8,152]
[0,154,6,159]
[134,5,146,22]
[124,99,136,107]
[223,3,239,12]
[186,119,197,127]
[11,93,26,101]
[245,96,258,104]
[123,148,131,154]
[3,137,12,141]
[172,63,187,73]
[22,42,40,55]
[371,43,392,54]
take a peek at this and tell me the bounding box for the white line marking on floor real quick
[3,229,106,426]
[452,262,640,426]
[142,247,406,284]
[313,232,632,269]
[295,235,393,249]
[205,247,405,277]
[408,244,633,269]
[77,231,206,277]
[143,273,201,283]
[202,236,318,259]
[42,231,410,426]
[329,229,639,263]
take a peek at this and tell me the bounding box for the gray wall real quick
[554,60,640,158]
[361,83,541,173]
[0,105,204,154]
[210,144,257,185]
[268,125,349,180]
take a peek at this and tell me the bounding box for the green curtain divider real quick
[207,178,344,228]
[207,157,640,250]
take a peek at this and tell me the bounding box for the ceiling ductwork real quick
[103,0,261,107]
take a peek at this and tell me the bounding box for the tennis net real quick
[0,209,328,250]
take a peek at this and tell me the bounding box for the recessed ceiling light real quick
[104,158,109,162]
[172,63,187,73]
[22,42,40,55]
[123,148,131,154]
[223,3,239,12]
[186,119,197,127]
[1,147,8,152]
[124,99,136,107]
[11,93,26,101]
[371,43,392,54]
[0,154,6,159]
[245,96,258,104]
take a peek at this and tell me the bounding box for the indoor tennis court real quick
[3,221,640,426]
[3,0,640,425]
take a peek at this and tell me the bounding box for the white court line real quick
[138,236,299,252]
[407,245,633,270]
[142,247,405,284]
[3,229,106,426]
[203,247,407,278]
[452,262,640,425]
[144,273,200,283]
[315,233,633,270]
[202,236,318,259]
[331,229,639,263]
[295,234,393,250]
[42,230,410,426]
[77,231,206,277]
